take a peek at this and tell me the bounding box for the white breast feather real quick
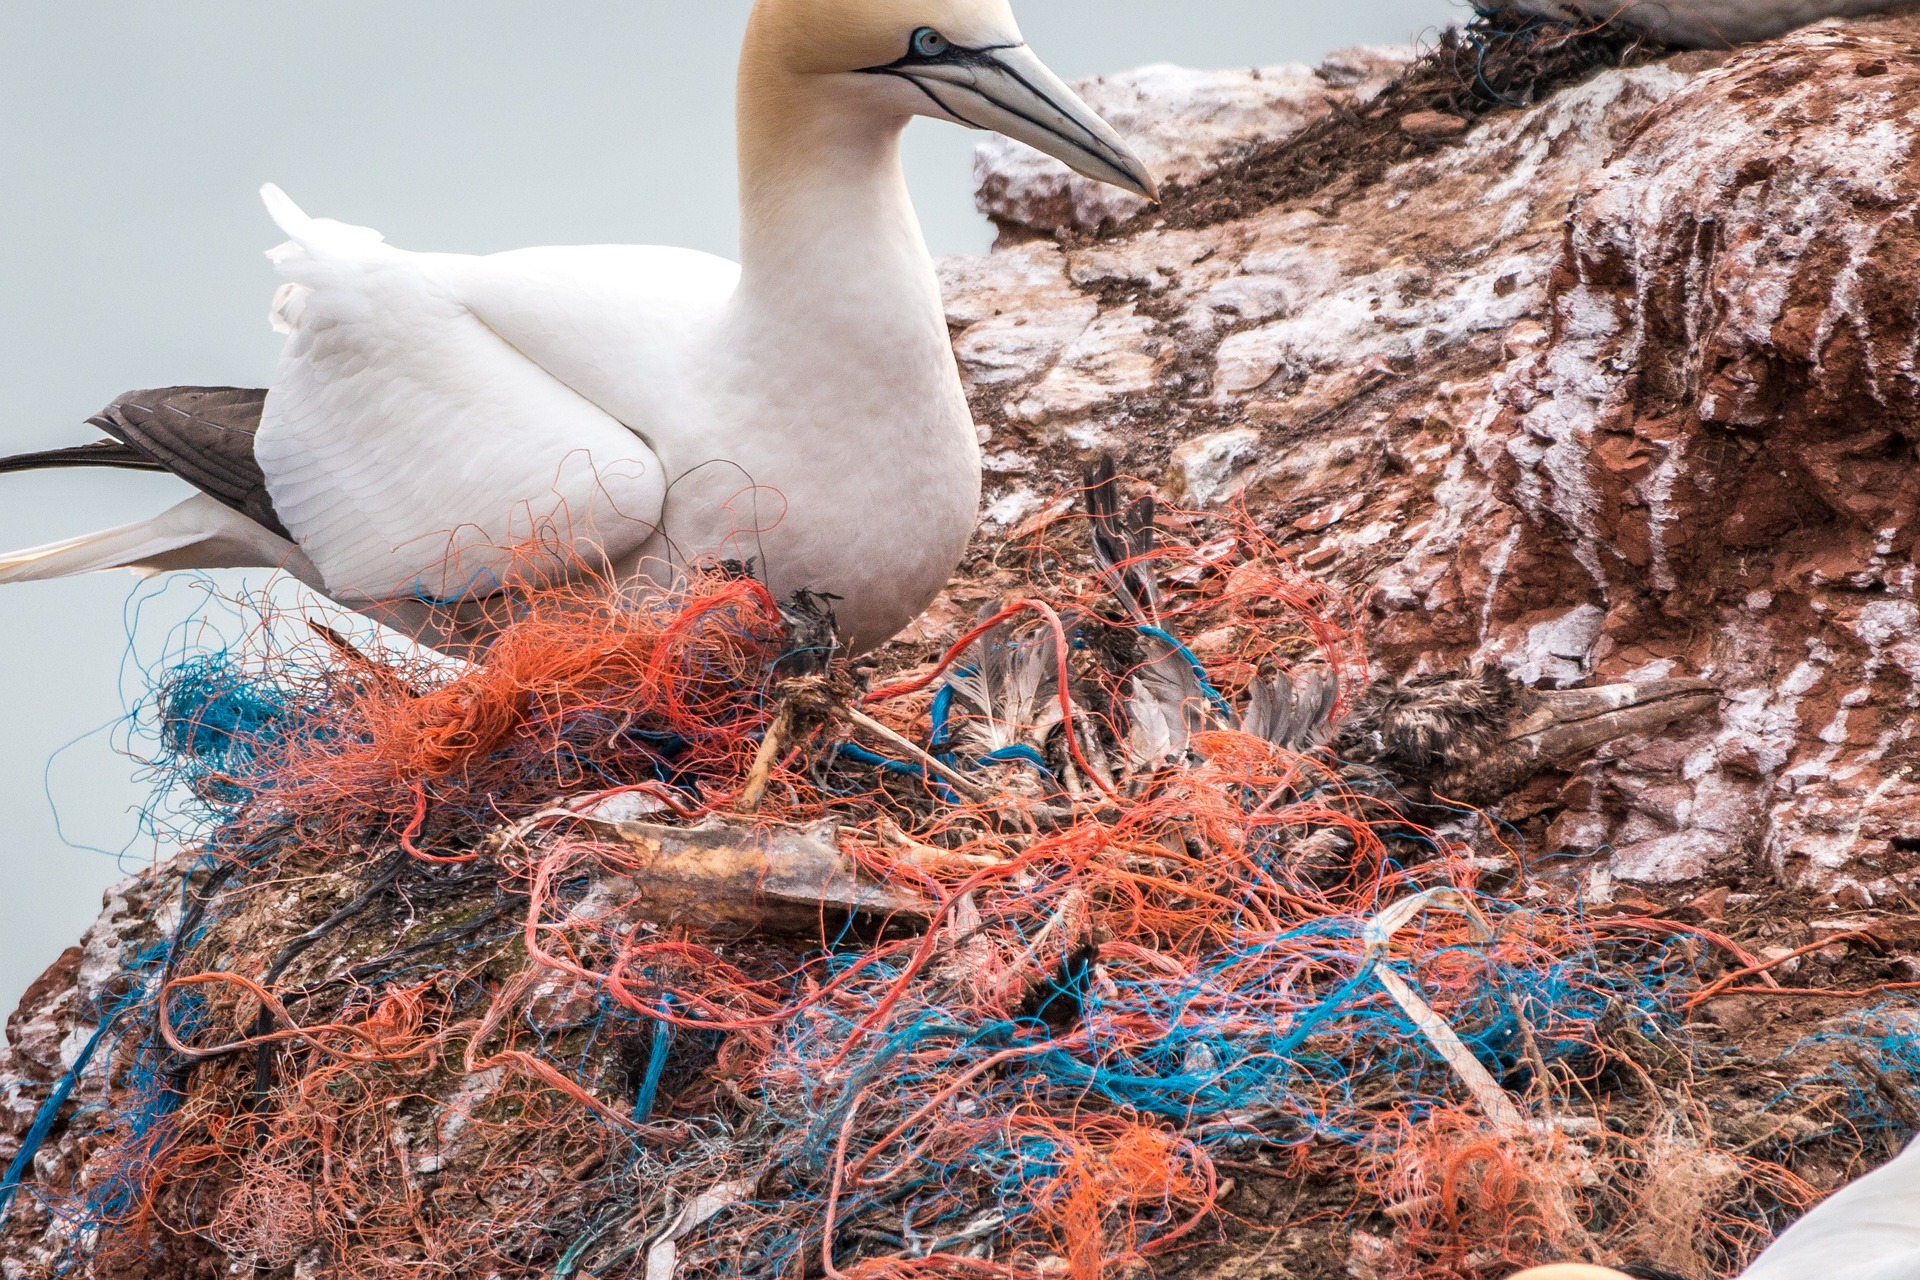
[1741,1136,1920,1279]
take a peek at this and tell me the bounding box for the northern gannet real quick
[0,0,1154,653]
[1506,1134,1920,1280]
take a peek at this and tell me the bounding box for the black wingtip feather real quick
[0,440,168,475]
[0,387,289,541]
[1083,453,1161,623]
[91,387,288,538]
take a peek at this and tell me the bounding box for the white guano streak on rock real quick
[1479,524,1525,641]
[1498,603,1607,688]
[1172,428,1262,507]
[1643,431,1688,595]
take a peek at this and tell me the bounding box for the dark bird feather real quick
[1333,669,1518,787]
[942,602,1066,759]
[1124,637,1214,765]
[776,589,843,677]
[1084,455,1347,765]
[0,386,285,538]
[1084,458,1211,763]
[0,440,168,475]
[1242,667,1341,753]
[1085,455,1162,626]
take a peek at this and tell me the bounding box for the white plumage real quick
[1509,1135,1920,1280]
[257,187,675,611]
[0,0,1155,654]
[1741,1135,1920,1280]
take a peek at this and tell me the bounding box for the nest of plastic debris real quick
[3,471,1914,1280]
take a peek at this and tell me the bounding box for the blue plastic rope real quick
[0,1003,129,1223]
[928,683,958,757]
[631,996,675,1123]
[978,745,1054,778]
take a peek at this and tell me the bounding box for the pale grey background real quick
[0,0,1464,1011]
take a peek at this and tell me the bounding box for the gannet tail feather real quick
[0,495,311,583]
[0,515,211,583]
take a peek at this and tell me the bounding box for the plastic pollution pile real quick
[0,488,1904,1280]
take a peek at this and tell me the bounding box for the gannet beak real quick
[865,42,1159,202]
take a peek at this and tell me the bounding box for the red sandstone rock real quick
[1403,17,1920,890]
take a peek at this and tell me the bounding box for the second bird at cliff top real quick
[0,0,1155,654]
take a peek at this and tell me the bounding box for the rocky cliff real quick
[7,12,1920,1280]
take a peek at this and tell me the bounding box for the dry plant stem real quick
[843,707,995,804]
[307,617,417,696]
[1372,966,1530,1136]
[878,820,1006,871]
[1493,982,1556,1110]
[1366,889,1531,1135]
[735,701,796,814]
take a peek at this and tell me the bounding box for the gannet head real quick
[1504,1268,1635,1280]
[744,0,1158,201]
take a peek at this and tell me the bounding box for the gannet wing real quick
[435,244,740,440]
[88,387,288,538]
[255,186,668,607]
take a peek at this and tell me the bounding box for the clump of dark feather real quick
[1333,668,1521,791]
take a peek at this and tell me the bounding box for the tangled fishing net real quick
[0,477,1901,1280]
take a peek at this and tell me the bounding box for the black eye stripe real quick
[856,38,1025,76]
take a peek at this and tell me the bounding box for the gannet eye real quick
[911,28,951,59]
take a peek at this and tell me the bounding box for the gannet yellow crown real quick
[740,0,1155,202]
[0,0,1155,655]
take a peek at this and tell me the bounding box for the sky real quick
[0,0,1465,1010]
